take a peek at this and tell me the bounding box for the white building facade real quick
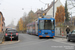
[46,0,63,18]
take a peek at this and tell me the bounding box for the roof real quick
[0,11,5,21]
[35,9,42,14]
[44,0,58,14]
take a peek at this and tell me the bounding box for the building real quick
[45,0,63,18]
[0,11,5,33]
[35,9,43,18]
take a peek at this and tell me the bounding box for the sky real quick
[0,0,75,26]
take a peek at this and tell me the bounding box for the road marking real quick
[53,40,75,46]
[52,38,75,46]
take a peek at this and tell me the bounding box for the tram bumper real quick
[39,35,54,37]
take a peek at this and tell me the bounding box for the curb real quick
[55,36,66,38]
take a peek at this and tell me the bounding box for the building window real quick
[4,22,5,25]
[2,29,3,31]
[0,15,1,18]
[2,24,3,26]
[0,15,1,24]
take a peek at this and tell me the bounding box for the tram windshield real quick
[39,20,55,30]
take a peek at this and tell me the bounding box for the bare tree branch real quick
[70,0,75,7]
[67,0,75,9]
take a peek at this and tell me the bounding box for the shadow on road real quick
[5,39,18,41]
[69,41,75,43]
[39,37,54,39]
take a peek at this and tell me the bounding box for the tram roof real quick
[38,15,55,20]
[27,21,36,26]
[38,18,55,20]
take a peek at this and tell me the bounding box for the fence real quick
[55,21,75,36]
[56,21,75,27]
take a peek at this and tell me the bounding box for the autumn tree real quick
[28,10,36,23]
[16,10,37,32]
[18,18,23,31]
[55,5,65,23]
[22,17,27,31]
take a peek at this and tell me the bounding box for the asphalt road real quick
[0,33,75,50]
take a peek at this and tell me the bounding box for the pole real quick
[71,12,72,25]
[22,8,24,33]
[62,32,64,40]
[64,16,65,23]
[53,0,55,17]
[11,33,12,41]
[23,22,24,33]
[41,8,44,18]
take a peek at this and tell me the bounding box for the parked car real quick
[67,30,75,42]
[5,29,18,41]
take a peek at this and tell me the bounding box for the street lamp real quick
[22,8,24,32]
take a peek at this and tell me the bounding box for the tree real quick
[67,0,75,9]
[55,5,65,23]
[16,10,37,32]
[16,22,19,31]
[18,18,23,31]
[65,0,70,22]
[28,10,36,23]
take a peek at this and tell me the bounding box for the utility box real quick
[55,27,61,36]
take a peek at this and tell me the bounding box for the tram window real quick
[39,20,44,30]
[39,20,54,30]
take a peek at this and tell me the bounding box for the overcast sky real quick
[0,0,75,26]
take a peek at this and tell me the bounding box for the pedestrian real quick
[66,26,70,38]
[66,26,70,34]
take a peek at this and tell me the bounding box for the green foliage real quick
[65,0,70,22]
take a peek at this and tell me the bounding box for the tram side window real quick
[52,20,55,30]
[39,20,44,30]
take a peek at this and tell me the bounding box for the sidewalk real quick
[0,33,4,44]
[55,35,66,38]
